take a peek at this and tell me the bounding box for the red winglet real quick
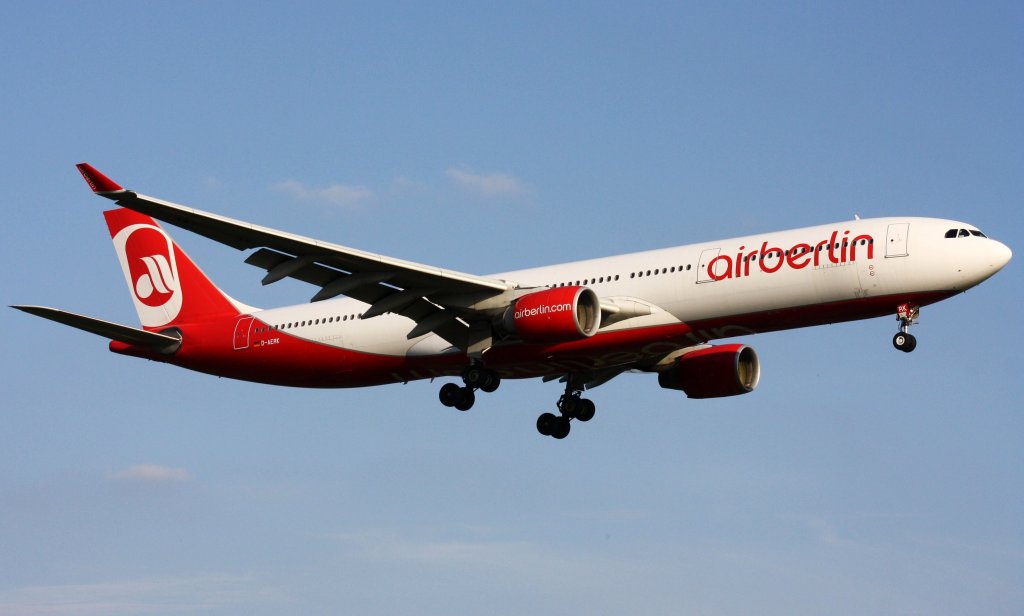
[76,163,124,194]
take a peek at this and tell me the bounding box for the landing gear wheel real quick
[479,371,500,393]
[462,366,486,388]
[893,332,917,353]
[453,387,475,411]
[559,394,580,418]
[575,398,596,422]
[537,412,557,436]
[439,382,462,407]
[550,417,571,440]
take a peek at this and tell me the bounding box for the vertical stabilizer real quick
[104,208,247,329]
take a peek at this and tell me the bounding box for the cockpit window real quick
[945,228,988,239]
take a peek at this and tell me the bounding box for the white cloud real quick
[273,179,373,207]
[108,464,190,482]
[446,166,527,197]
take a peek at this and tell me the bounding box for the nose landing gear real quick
[893,303,919,353]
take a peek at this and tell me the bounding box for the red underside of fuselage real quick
[113,289,958,388]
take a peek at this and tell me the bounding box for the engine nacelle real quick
[658,344,760,398]
[502,286,601,344]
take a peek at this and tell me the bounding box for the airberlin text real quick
[514,302,572,320]
[708,230,874,281]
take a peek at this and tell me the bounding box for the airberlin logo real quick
[125,228,179,307]
[132,253,175,304]
[514,303,573,319]
[112,224,184,327]
[707,230,875,281]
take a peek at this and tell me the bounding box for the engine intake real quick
[658,344,760,398]
[502,286,601,344]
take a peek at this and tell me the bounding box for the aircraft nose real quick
[992,240,1012,270]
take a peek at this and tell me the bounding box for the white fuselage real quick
[247,217,1011,361]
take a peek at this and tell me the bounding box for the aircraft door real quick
[886,223,910,257]
[233,315,254,350]
[697,248,722,283]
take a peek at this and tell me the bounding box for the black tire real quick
[559,395,580,418]
[576,398,596,422]
[454,387,475,411]
[439,382,462,407]
[550,417,571,440]
[893,332,917,353]
[537,412,557,436]
[463,366,485,388]
[480,371,500,393]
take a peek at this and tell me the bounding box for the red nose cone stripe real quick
[76,163,124,193]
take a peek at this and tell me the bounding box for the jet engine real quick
[501,286,601,344]
[658,344,760,398]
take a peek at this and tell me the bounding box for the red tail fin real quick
[105,208,246,330]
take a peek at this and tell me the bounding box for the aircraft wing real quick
[12,305,182,354]
[76,164,514,347]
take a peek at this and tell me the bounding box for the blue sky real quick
[2,2,1021,614]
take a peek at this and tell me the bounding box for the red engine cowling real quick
[658,344,760,398]
[502,286,601,344]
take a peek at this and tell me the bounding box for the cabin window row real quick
[549,274,621,288]
[740,239,873,261]
[252,313,365,334]
[630,265,692,279]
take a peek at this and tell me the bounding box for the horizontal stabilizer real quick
[11,305,182,354]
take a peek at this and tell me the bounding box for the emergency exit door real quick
[233,315,254,350]
[886,223,910,258]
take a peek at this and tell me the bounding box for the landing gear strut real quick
[893,303,919,353]
[438,364,500,411]
[536,377,597,440]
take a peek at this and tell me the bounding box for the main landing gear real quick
[536,378,596,440]
[438,364,500,411]
[892,303,919,353]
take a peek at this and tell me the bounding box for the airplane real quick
[13,164,1012,439]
